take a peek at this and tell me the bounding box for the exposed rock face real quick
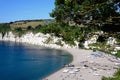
[107,37,116,46]
[0,32,79,49]
[84,35,98,49]
[83,34,120,54]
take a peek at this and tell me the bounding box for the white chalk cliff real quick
[0,32,79,49]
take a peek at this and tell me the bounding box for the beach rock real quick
[84,35,98,49]
[107,37,116,46]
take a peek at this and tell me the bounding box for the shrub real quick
[97,35,107,42]
[55,40,63,46]
[115,51,120,58]
[27,26,33,31]
[0,24,11,38]
[13,27,26,37]
[44,37,53,44]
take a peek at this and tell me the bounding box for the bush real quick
[44,37,53,44]
[97,35,107,42]
[55,40,63,46]
[78,42,84,48]
[27,26,33,31]
[32,23,84,46]
[0,24,11,38]
[13,27,26,37]
[115,51,120,58]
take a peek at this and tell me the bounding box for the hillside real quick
[10,19,54,29]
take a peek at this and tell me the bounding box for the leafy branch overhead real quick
[50,0,120,25]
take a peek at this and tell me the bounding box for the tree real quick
[14,27,25,37]
[27,26,33,31]
[50,0,120,25]
[0,24,11,38]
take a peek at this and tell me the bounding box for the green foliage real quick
[116,39,120,45]
[89,42,106,48]
[102,69,120,80]
[115,51,120,58]
[13,27,26,37]
[9,22,85,46]
[101,24,120,32]
[31,23,91,46]
[0,24,11,37]
[44,37,53,44]
[26,26,33,31]
[0,24,11,32]
[89,42,110,52]
[97,35,107,42]
[55,40,63,46]
[32,25,43,33]
[51,0,120,25]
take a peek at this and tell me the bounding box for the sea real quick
[0,41,72,80]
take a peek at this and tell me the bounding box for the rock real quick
[0,32,78,49]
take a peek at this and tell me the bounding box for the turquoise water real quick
[0,41,72,80]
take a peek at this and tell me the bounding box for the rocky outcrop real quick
[0,32,79,49]
[83,35,98,49]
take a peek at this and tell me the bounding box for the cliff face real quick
[0,32,78,49]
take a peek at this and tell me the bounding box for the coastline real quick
[0,32,78,49]
[44,48,119,80]
[42,49,92,78]
[0,32,119,80]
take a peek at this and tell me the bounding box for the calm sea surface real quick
[0,41,72,80]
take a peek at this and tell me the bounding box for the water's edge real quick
[42,49,73,80]
[0,41,73,80]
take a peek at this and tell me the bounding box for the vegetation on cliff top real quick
[0,0,120,79]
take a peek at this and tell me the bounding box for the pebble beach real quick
[0,32,119,80]
[44,48,119,80]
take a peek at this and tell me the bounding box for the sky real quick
[0,0,55,22]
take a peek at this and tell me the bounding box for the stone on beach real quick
[0,32,119,80]
[45,49,119,80]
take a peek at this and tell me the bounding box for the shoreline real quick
[43,49,92,80]
[0,32,79,49]
[41,48,74,79]
[0,32,119,80]
[0,40,73,80]
[44,48,119,80]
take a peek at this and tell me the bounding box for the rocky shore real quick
[0,32,78,49]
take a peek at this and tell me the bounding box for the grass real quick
[10,21,45,29]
